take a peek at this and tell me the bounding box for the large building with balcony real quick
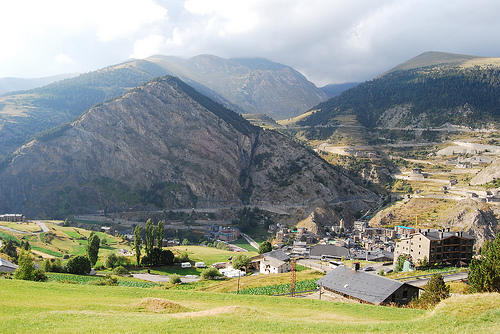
[394,228,475,267]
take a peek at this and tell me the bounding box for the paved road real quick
[401,272,468,287]
[36,221,49,232]
[241,233,259,250]
[0,224,31,234]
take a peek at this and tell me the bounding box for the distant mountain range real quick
[0,55,326,157]
[0,76,376,218]
[0,73,80,95]
[298,51,500,130]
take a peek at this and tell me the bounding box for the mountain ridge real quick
[0,76,376,218]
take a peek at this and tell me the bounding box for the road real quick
[0,221,49,234]
[241,233,259,250]
[400,272,468,287]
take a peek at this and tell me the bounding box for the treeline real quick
[300,65,500,128]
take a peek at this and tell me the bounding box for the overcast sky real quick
[2,0,500,86]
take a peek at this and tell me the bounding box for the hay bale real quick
[136,298,188,313]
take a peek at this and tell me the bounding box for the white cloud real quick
[55,53,77,64]
[131,34,165,59]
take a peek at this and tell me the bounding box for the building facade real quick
[394,229,475,266]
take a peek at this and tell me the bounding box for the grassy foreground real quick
[1,280,499,333]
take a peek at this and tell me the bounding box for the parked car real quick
[363,266,374,271]
[181,262,192,268]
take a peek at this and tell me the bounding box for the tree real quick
[469,233,500,292]
[66,255,91,275]
[232,254,250,271]
[144,219,155,257]
[157,220,164,249]
[133,225,142,266]
[414,274,450,309]
[1,239,19,262]
[86,232,100,267]
[14,248,35,281]
[258,241,272,254]
[104,253,118,269]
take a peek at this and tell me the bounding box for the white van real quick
[181,262,192,268]
[195,262,206,268]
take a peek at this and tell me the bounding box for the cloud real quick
[55,53,77,64]
[2,0,500,85]
[131,35,166,59]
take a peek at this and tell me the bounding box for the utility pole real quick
[290,259,296,297]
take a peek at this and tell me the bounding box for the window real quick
[403,290,408,299]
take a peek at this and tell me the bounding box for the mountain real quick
[146,55,327,118]
[298,51,500,130]
[0,76,377,218]
[320,82,359,98]
[0,73,80,95]
[0,55,326,158]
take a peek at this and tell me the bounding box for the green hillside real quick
[1,279,499,333]
[299,52,500,129]
[0,60,170,156]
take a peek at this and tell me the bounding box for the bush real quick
[112,266,129,276]
[169,274,181,284]
[33,269,48,282]
[200,267,221,280]
[66,255,91,275]
[89,274,118,286]
[410,274,450,309]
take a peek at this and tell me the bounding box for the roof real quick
[421,230,475,241]
[310,245,349,258]
[262,249,290,262]
[316,266,411,305]
[0,258,18,271]
[261,257,287,269]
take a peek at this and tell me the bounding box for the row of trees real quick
[133,219,174,267]
[468,233,500,293]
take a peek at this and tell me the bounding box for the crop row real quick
[47,273,159,288]
[237,279,318,296]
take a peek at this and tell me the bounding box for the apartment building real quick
[394,228,475,266]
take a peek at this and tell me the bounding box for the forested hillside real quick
[299,52,500,129]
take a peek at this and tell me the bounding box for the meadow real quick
[1,279,499,333]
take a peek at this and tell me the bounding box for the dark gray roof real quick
[316,266,408,305]
[262,249,290,262]
[310,245,349,258]
[422,230,475,241]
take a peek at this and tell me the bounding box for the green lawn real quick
[170,246,258,266]
[1,279,499,333]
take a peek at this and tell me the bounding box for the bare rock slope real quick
[0,76,377,218]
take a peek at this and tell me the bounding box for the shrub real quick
[410,274,450,309]
[112,266,129,276]
[104,253,118,269]
[169,274,181,284]
[66,255,91,275]
[89,274,118,286]
[33,269,48,282]
[200,267,221,280]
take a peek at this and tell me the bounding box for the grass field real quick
[1,279,499,333]
[0,221,42,233]
[170,246,258,266]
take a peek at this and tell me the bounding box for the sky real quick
[2,0,500,86]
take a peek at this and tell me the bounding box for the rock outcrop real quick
[470,158,500,185]
[0,76,377,218]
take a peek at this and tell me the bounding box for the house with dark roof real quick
[316,263,420,306]
[0,258,18,272]
[250,249,291,274]
[394,228,475,266]
[309,244,349,260]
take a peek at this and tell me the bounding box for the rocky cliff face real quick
[470,158,500,185]
[0,76,376,218]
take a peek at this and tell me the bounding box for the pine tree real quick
[14,248,35,281]
[133,225,142,266]
[144,219,155,257]
[469,233,500,292]
[157,220,164,249]
[417,274,450,308]
[86,232,100,267]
